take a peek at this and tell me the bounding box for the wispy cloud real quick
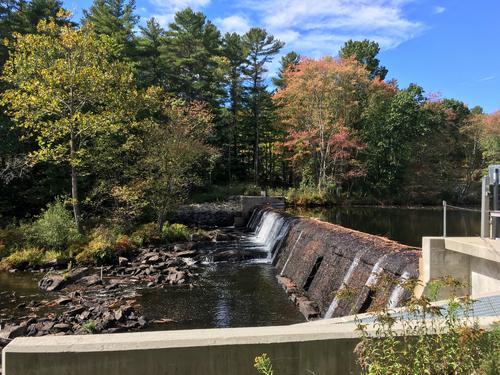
[235,0,424,56]
[479,75,496,82]
[433,6,446,14]
[147,0,211,27]
[215,15,251,34]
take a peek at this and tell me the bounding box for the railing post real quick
[443,200,447,237]
[481,176,490,238]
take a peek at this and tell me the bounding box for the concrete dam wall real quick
[248,208,421,318]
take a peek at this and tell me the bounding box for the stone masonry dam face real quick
[248,207,422,318]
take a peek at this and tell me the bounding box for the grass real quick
[0,247,66,270]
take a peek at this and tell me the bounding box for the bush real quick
[354,278,498,375]
[284,187,336,207]
[0,247,66,270]
[75,227,116,266]
[28,199,80,250]
[162,223,189,242]
[130,223,163,247]
[113,235,136,258]
[0,225,26,259]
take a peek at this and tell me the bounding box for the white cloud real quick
[433,6,446,14]
[215,15,251,34]
[236,0,424,55]
[147,0,212,27]
[479,75,496,82]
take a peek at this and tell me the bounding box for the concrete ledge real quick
[2,324,360,375]
[445,237,500,263]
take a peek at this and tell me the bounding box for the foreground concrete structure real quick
[2,324,360,375]
[421,237,500,298]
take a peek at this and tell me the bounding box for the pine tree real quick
[136,17,165,88]
[273,51,300,89]
[221,32,248,180]
[83,0,138,58]
[242,27,284,185]
[339,39,388,80]
[161,8,223,107]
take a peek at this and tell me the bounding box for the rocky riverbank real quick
[0,227,267,355]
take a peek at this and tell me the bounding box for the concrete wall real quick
[2,324,360,375]
[421,237,500,298]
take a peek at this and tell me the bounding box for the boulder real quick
[38,268,90,291]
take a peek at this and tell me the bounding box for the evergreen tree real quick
[83,0,138,58]
[161,8,223,107]
[273,51,300,89]
[221,32,248,180]
[136,17,165,88]
[242,27,284,185]
[339,39,388,80]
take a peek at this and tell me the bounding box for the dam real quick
[2,202,499,374]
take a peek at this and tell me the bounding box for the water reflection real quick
[289,206,481,247]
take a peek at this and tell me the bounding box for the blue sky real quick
[64,0,499,113]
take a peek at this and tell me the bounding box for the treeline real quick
[1,0,499,228]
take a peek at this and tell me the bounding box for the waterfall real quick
[365,254,389,288]
[387,270,412,309]
[324,249,368,319]
[247,209,291,261]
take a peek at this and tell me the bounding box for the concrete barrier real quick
[421,236,500,298]
[2,323,360,375]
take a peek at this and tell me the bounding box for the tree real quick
[136,17,165,88]
[161,8,223,106]
[339,39,388,80]
[136,88,216,229]
[1,18,136,232]
[242,27,284,185]
[273,51,300,89]
[221,32,248,180]
[82,0,138,58]
[275,57,369,192]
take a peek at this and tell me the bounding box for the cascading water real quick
[387,270,412,308]
[244,208,292,262]
[324,249,368,319]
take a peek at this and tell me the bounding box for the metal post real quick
[494,170,499,239]
[443,200,447,237]
[481,176,490,238]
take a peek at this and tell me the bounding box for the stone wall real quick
[251,208,421,318]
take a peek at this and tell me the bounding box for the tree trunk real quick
[70,131,82,234]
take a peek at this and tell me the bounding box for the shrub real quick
[0,247,66,270]
[130,223,163,247]
[0,225,26,259]
[113,235,136,258]
[354,278,498,375]
[162,223,189,242]
[75,229,114,266]
[254,354,274,375]
[28,199,80,250]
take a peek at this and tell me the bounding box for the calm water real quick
[289,206,481,247]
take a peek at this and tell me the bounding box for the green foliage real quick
[162,223,189,242]
[27,199,80,250]
[82,320,97,333]
[130,222,163,247]
[0,225,26,258]
[0,247,65,270]
[254,353,274,375]
[355,279,498,375]
[339,39,388,80]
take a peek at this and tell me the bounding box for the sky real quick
[63,0,500,113]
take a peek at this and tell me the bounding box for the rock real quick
[77,274,102,287]
[296,297,319,320]
[0,324,27,339]
[118,257,129,267]
[137,316,147,327]
[54,296,73,305]
[65,306,86,317]
[212,250,256,262]
[52,323,70,331]
[38,268,90,291]
[146,255,160,263]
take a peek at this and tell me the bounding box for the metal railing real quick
[442,200,481,238]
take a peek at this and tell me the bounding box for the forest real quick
[1,0,499,235]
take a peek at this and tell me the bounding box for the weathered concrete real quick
[421,237,500,298]
[2,324,361,375]
[240,196,285,219]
